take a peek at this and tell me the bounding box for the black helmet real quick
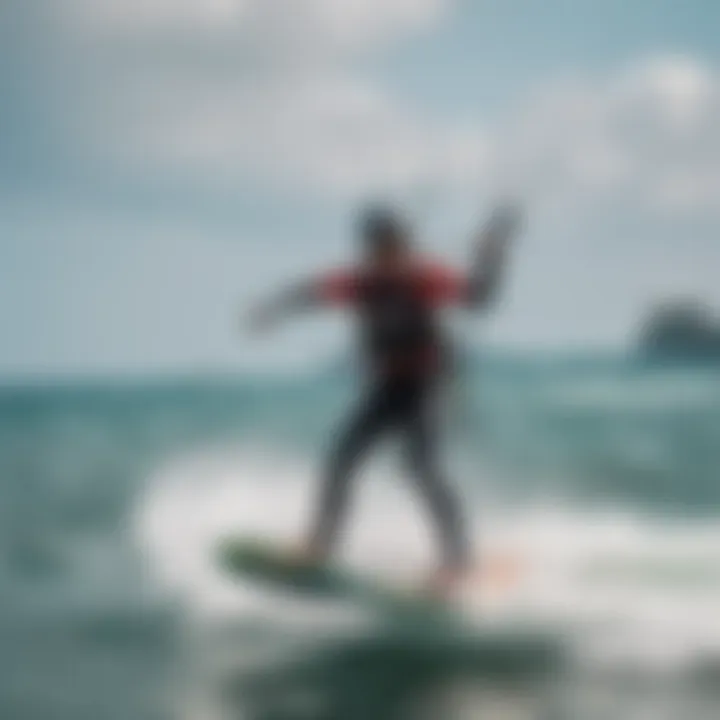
[357,205,409,249]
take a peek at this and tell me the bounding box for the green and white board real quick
[217,536,453,619]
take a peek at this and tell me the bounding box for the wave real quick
[137,447,720,676]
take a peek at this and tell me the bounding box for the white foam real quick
[134,446,720,671]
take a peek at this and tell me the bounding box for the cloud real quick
[48,0,466,202]
[623,55,713,127]
[10,0,720,218]
[491,55,720,215]
[83,51,719,216]
[66,0,249,31]
[63,0,446,54]
[86,67,488,201]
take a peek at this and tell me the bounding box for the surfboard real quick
[217,536,455,618]
[217,536,530,620]
[218,536,565,670]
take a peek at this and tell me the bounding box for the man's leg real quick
[305,388,390,561]
[402,384,470,581]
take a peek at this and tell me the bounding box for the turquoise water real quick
[1,356,720,719]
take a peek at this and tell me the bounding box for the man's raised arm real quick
[465,202,523,309]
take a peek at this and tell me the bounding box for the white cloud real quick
[44,0,720,217]
[64,0,446,54]
[86,67,489,200]
[65,52,720,218]
[295,0,444,48]
[67,0,249,30]
[622,55,713,128]
[491,55,720,215]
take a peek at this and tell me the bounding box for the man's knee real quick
[405,436,442,479]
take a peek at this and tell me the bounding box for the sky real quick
[1,0,719,377]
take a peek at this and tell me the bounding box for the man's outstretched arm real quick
[465,202,523,309]
[246,271,356,333]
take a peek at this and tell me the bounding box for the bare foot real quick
[285,542,327,568]
[422,565,467,602]
[475,553,525,590]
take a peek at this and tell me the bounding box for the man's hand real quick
[484,201,524,248]
[244,282,320,336]
[476,201,523,266]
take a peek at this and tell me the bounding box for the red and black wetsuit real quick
[307,260,475,571]
[319,261,469,378]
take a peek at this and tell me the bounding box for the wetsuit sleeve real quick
[316,269,359,305]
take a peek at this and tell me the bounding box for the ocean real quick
[1,354,720,720]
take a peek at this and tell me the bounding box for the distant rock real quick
[639,299,720,362]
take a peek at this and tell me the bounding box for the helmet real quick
[357,206,410,248]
